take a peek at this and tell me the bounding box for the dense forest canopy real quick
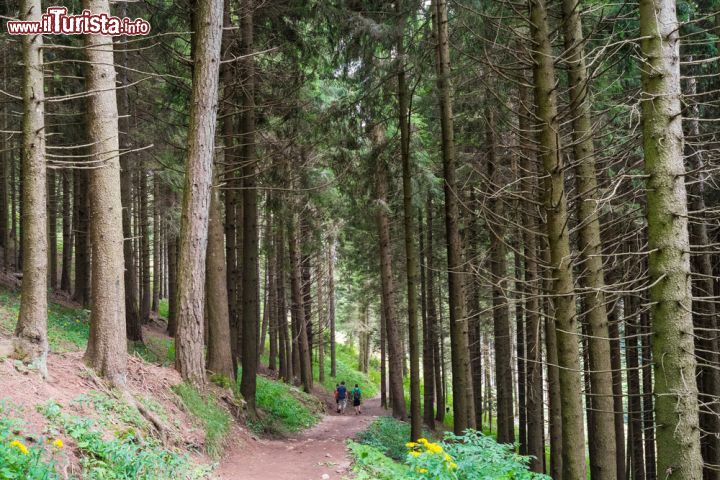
[2,0,720,478]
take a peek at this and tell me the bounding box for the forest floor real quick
[217,396,383,480]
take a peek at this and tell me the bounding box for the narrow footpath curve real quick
[217,396,385,480]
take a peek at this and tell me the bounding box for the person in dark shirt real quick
[337,381,348,414]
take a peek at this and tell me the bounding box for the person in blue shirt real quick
[336,381,348,414]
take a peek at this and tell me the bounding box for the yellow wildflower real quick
[409,451,420,457]
[406,442,417,448]
[10,440,29,455]
[416,468,428,474]
[444,453,453,462]
[449,462,458,470]
[427,443,443,454]
[52,439,63,449]
[417,437,428,444]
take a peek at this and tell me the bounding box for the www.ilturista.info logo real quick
[7,7,151,36]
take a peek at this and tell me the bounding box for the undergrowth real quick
[172,383,232,459]
[39,398,211,479]
[315,344,379,398]
[0,403,60,480]
[240,372,322,435]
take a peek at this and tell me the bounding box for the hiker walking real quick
[352,384,362,415]
[336,381,348,414]
[333,383,340,410]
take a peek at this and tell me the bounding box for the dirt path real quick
[216,396,384,480]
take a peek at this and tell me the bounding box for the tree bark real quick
[328,235,337,378]
[174,0,223,386]
[289,212,312,393]
[640,0,703,475]
[47,170,57,289]
[206,178,234,379]
[239,0,259,413]
[60,170,72,293]
[420,207,435,429]
[431,0,472,434]
[529,0,587,475]
[117,16,142,342]
[427,196,444,423]
[82,0,128,386]
[73,168,90,307]
[397,3,422,438]
[373,126,406,419]
[560,1,617,474]
[15,0,48,378]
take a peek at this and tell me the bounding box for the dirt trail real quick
[216,396,384,480]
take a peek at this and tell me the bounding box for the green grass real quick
[39,399,211,479]
[0,288,89,353]
[356,417,434,462]
[347,441,411,480]
[240,371,323,435]
[158,299,169,319]
[172,383,232,459]
[315,343,379,398]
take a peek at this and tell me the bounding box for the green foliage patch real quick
[316,343,378,398]
[246,374,322,435]
[39,399,210,479]
[347,441,410,480]
[0,404,60,480]
[356,416,422,462]
[172,383,232,459]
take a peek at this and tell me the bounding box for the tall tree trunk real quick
[684,70,720,480]
[515,245,527,455]
[239,0,259,413]
[60,170,73,293]
[640,304,656,480]
[82,0,128,386]
[518,81,544,474]
[432,0,472,434]
[276,214,291,382]
[289,212,312,393]
[560,2,617,474]
[15,0,48,378]
[608,293,627,480]
[73,168,90,307]
[397,3,422,438]
[427,197,444,423]
[625,290,645,480]
[529,0,586,475]
[117,16,142,342]
[640,0,703,475]
[47,170,57,289]
[328,235,337,378]
[486,110,513,444]
[380,297,387,409]
[174,0,223,386]
[420,207,435,429]
[140,171,151,323]
[373,126,406,419]
[268,215,278,372]
[206,179,234,379]
[152,178,161,314]
[167,225,178,337]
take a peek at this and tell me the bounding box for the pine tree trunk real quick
[486,110,514,444]
[289,212,312,393]
[328,236,337,378]
[60,170,72,293]
[15,0,48,378]
[239,0,259,412]
[276,215,291,382]
[374,126,406,419]
[268,214,278,372]
[420,207,435,429]
[301,247,313,364]
[432,0,472,434]
[167,226,178,337]
[152,178,161,314]
[82,0,128,386]
[543,242,563,480]
[47,170,57,289]
[560,2,618,474]
[427,197,444,423]
[640,305,656,480]
[140,171,151,323]
[515,245,527,455]
[608,293,627,480]
[640,0,703,475]
[529,0,587,475]
[117,19,142,342]
[684,70,719,480]
[206,179,234,380]
[518,81,544,473]
[73,168,90,306]
[625,290,645,480]
[174,0,223,386]
[397,5,422,437]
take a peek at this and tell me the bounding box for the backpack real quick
[353,388,361,401]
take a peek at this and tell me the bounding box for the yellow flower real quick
[406,442,417,448]
[409,451,420,457]
[427,443,443,454]
[417,438,428,444]
[449,462,458,470]
[52,439,63,449]
[10,440,29,455]
[418,468,428,474]
[444,453,453,462]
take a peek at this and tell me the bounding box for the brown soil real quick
[216,396,384,480]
